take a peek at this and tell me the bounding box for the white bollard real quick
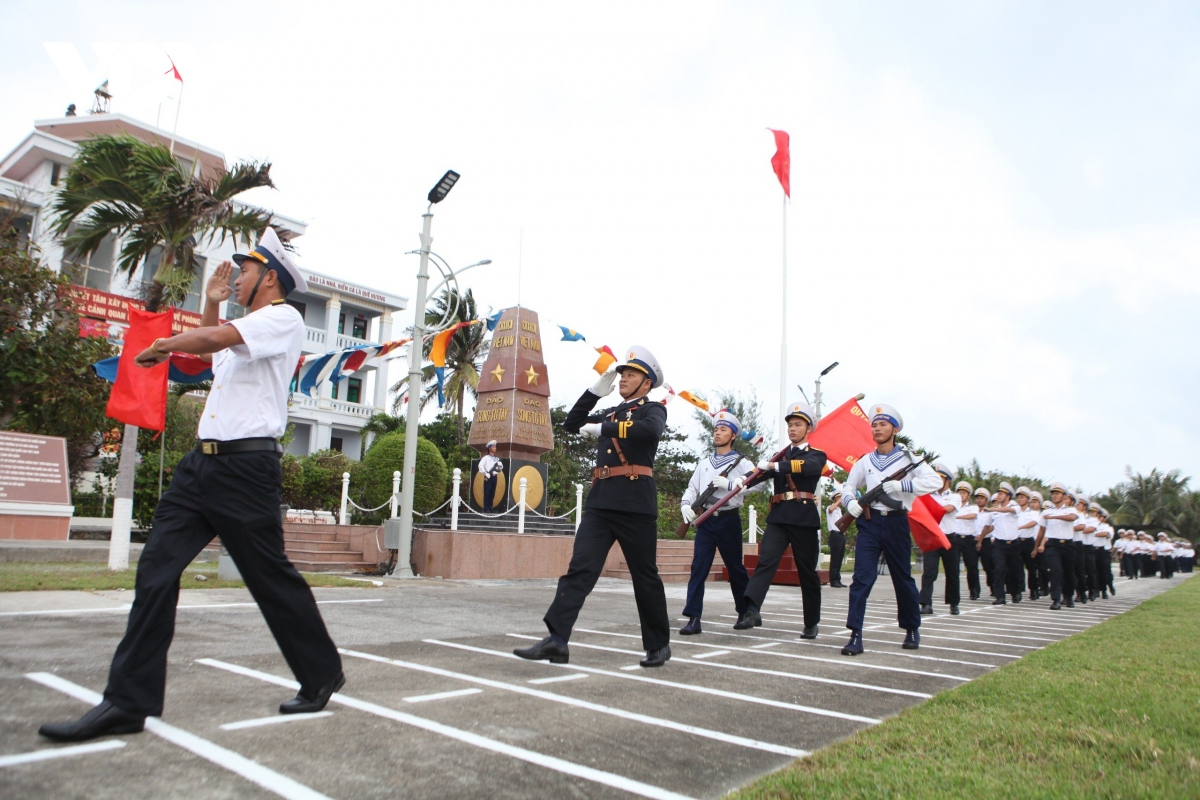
[748,504,757,545]
[391,470,401,519]
[339,471,350,525]
[451,468,462,531]
[574,483,584,532]
[518,477,528,534]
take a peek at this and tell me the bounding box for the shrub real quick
[362,432,447,519]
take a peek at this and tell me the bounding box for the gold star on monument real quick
[490,363,506,383]
[525,366,540,385]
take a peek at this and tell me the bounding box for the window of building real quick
[330,437,344,453]
[352,316,368,339]
[347,378,362,404]
[287,299,306,320]
[337,312,344,335]
[64,232,116,291]
[50,162,62,186]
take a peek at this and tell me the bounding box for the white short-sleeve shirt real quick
[933,490,962,535]
[197,302,305,441]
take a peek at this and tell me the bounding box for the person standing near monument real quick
[40,230,344,742]
[514,347,672,667]
[826,499,847,588]
[478,440,503,512]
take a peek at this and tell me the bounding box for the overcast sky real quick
[6,1,1199,492]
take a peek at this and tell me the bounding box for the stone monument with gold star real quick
[466,306,553,515]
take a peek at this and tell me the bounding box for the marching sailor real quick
[1073,495,1097,603]
[41,230,344,741]
[1156,532,1175,578]
[838,404,941,655]
[1033,483,1079,609]
[478,440,504,512]
[1015,486,1041,599]
[981,481,1023,604]
[1095,508,1115,597]
[515,347,672,667]
[1029,491,1051,598]
[677,410,758,635]
[919,464,963,616]
[734,402,827,638]
[952,481,983,601]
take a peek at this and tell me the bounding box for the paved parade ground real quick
[0,573,1188,799]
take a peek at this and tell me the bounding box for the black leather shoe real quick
[514,636,569,664]
[1013,593,1022,604]
[1109,586,1116,596]
[640,646,671,668]
[950,604,960,615]
[841,630,863,656]
[829,580,846,588]
[920,603,934,615]
[992,597,1007,605]
[39,700,145,742]
[679,616,702,636]
[902,629,920,650]
[800,625,819,639]
[733,606,761,630]
[1030,589,1039,600]
[280,672,345,715]
[1050,600,1062,610]
[970,592,980,601]
[1064,598,1075,608]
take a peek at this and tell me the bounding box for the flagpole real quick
[779,193,787,444]
[169,78,183,156]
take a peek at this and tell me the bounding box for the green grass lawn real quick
[0,562,374,592]
[733,577,1200,800]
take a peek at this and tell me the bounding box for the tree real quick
[543,405,596,515]
[391,288,489,444]
[0,213,116,482]
[689,388,773,462]
[1110,467,1187,530]
[361,432,448,520]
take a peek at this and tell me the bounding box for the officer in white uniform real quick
[1015,486,1040,599]
[41,229,344,742]
[478,440,503,512]
[1156,533,1175,578]
[982,481,1023,604]
[919,464,963,615]
[1033,482,1079,609]
[678,410,759,635]
[1094,508,1115,597]
[952,481,983,600]
[838,404,941,655]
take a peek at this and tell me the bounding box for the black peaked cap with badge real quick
[564,346,667,517]
[745,400,828,527]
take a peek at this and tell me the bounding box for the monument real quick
[466,306,553,515]
[0,431,74,540]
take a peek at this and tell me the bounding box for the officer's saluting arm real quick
[563,389,603,434]
[600,403,666,441]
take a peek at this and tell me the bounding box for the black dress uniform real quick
[741,441,828,628]
[541,387,671,652]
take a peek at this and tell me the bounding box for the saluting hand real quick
[206,260,234,304]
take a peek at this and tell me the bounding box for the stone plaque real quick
[0,431,70,504]
[468,307,554,459]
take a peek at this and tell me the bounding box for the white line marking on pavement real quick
[402,688,483,704]
[750,642,780,649]
[621,664,644,671]
[508,634,933,699]
[689,650,730,659]
[527,674,588,685]
[713,617,1021,658]
[425,639,880,724]
[25,673,330,800]
[855,627,1040,650]
[0,599,382,618]
[220,711,333,730]
[198,659,695,800]
[337,648,806,757]
[0,739,125,768]
[894,626,1057,643]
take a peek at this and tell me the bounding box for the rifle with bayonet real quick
[674,454,746,538]
[686,442,795,533]
[834,451,937,534]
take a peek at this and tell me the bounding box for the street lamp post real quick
[813,361,839,422]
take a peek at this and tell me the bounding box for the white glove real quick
[590,370,618,397]
[882,480,904,499]
[847,499,863,518]
[580,422,602,437]
[756,460,775,472]
[710,475,747,493]
[680,506,697,524]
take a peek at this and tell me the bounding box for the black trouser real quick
[1120,552,1131,578]
[483,474,498,512]
[954,534,981,598]
[1129,553,1141,578]
[682,511,748,618]
[980,537,995,591]
[1143,554,1157,578]
[827,528,846,584]
[1036,547,1051,595]
[1161,555,1175,578]
[1019,538,1038,594]
[991,539,1024,599]
[1061,540,1077,600]
[1072,541,1091,599]
[104,449,341,717]
[1099,548,1114,592]
[545,508,669,651]
[744,523,821,628]
[919,538,960,607]
[1041,539,1073,603]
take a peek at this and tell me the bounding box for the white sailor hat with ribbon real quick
[233,227,307,296]
[1031,490,1044,502]
[1088,501,1101,512]
[615,345,664,389]
[974,486,990,498]
[784,401,817,428]
[998,481,1016,497]
[869,403,903,431]
[1015,485,1032,498]
[1050,481,1069,494]
[486,440,498,449]
[955,480,973,493]
[712,409,741,435]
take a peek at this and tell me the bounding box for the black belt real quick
[704,507,739,517]
[869,508,907,517]
[198,437,282,456]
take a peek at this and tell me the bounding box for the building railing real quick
[305,327,326,347]
[289,392,377,418]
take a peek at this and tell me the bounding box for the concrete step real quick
[282,527,344,542]
[290,559,376,573]
[284,548,365,563]
[284,538,356,552]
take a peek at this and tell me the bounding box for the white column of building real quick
[373,312,393,412]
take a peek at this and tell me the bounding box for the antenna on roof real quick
[90,81,111,115]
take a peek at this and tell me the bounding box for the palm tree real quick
[50,134,282,565]
[1113,467,1187,529]
[390,288,489,444]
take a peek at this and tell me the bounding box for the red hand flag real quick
[808,397,875,471]
[106,308,171,431]
[909,494,952,553]
[768,128,790,198]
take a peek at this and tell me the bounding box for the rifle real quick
[674,454,746,538]
[834,451,937,534]
[688,443,795,533]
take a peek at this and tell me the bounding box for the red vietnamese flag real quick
[808,397,875,471]
[106,308,171,431]
[910,494,952,552]
[768,128,790,198]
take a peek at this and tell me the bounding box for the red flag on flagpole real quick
[768,128,790,198]
[910,494,952,552]
[164,55,183,82]
[106,308,171,431]
[808,397,874,471]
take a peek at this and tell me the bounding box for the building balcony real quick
[289,392,378,420]
[303,327,381,354]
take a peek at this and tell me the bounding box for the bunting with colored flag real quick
[592,345,616,374]
[485,311,503,331]
[768,128,790,198]
[558,325,586,342]
[93,352,215,385]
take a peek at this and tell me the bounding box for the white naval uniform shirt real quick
[1017,507,1040,539]
[989,501,1021,541]
[827,503,844,533]
[839,447,942,513]
[478,454,503,478]
[954,501,978,536]
[680,451,760,511]
[932,490,962,535]
[1041,504,1078,540]
[1096,522,1113,550]
[197,302,304,441]
[1155,541,1174,557]
[1082,514,1098,546]
[974,507,993,538]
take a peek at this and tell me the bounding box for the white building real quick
[0,111,407,460]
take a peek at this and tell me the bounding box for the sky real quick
[5,0,1200,493]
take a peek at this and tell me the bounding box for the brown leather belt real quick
[593,465,653,480]
[770,491,816,506]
